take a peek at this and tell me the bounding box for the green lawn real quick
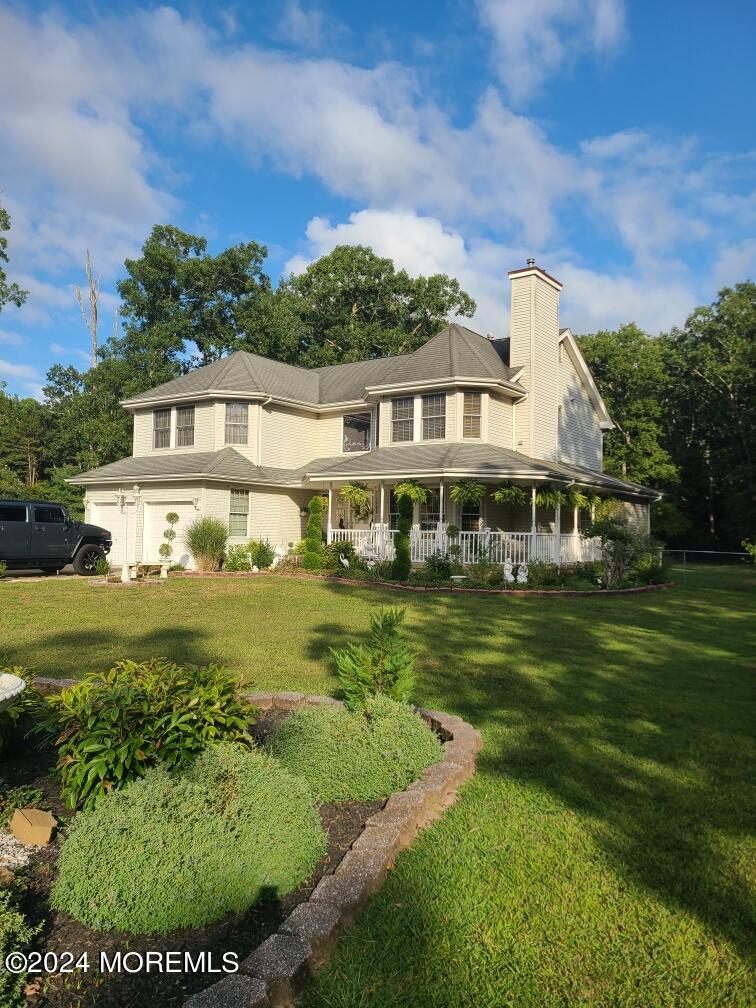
[2,566,754,1007]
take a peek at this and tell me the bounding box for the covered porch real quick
[323,479,601,566]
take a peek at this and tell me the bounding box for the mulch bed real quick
[1,712,383,1008]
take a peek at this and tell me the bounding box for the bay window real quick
[225,402,248,445]
[391,397,414,442]
[153,409,170,449]
[176,405,195,447]
[422,393,446,440]
[463,391,482,438]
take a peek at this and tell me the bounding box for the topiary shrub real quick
[49,659,256,809]
[301,496,326,570]
[332,607,415,707]
[1,887,40,1008]
[392,494,413,581]
[185,516,229,571]
[52,744,326,934]
[267,696,442,802]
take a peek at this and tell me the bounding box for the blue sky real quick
[1,0,754,397]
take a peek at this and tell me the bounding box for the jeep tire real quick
[73,544,106,575]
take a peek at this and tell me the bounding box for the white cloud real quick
[286,207,696,337]
[50,342,92,365]
[275,2,328,49]
[712,239,756,291]
[0,358,38,381]
[478,0,626,103]
[0,330,25,347]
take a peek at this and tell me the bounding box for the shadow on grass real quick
[316,570,756,963]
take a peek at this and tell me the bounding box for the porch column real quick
[379,482,386,558]
[530,486,537,534]
[439,479,445,523]
[555,502,561,566]
[573,507,579,534]
[327,482,333,542]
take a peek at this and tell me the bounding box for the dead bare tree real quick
[74,250,99,368]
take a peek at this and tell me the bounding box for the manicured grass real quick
[2,566,755,1006]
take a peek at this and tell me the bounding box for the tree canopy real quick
[0,203,28,314]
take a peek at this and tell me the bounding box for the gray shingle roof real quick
[123,325,523,408]
[69,448,304,487]
[303,442,656,497]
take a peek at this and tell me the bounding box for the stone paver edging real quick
[30,680,481,1008]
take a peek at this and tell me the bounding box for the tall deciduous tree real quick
[280,245,476,366]
[0,203,28,313]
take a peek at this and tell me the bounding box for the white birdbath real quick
[0,672,26,712]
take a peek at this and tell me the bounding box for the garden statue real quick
[0,670,25,712]
[339,554,350,570]
[517,563,528,584]
[503,558,515,583]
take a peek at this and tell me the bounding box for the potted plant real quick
[491,482,528,506]
[339,482,373,521]
[449,479,485,505]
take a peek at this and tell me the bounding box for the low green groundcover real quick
[267,696,443,802]
[52,744,326,934]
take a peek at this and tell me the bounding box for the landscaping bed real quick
[1,662,480,1008]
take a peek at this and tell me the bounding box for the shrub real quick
[585,517,654,589]
[526,561,563,588]
[0,560,6,578]
[741,538,756,564]
[392,494,413,581]
[301,496,325,571]
[1,887,40,1008]
[249,538,275,569]
[267,696,442,802]
[93,556,110,576]
[322,539,357,571]
[49,659,256,809]
[332,607,415,708]
[223,543,252,571]
[160,512,180,561]
[423,553,452,582]
[185,516,228,572]
[52,744,326,934]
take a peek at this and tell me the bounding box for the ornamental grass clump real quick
[49,659,256,809]
[185,516,228,571]
[52,744,326,934]
[267,696,442,802]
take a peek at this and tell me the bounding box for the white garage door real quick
[143,502,196,568]
[89,501,134,566]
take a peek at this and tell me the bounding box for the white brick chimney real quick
[508,259,562,461]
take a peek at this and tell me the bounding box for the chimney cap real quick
[507,261,563,290]
[526,257,536,267]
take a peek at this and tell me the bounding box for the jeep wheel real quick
[73,545,105,575]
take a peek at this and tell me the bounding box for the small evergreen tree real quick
[302,496,326,570]
[392,494,413,581]
[331,607,415,708]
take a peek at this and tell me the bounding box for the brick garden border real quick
[170,569,673,598]
[30,680,482,1008]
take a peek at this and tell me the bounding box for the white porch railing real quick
[328,527,601,565]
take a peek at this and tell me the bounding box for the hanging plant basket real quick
[449,479,486,505]
[566,488,590,511]
[339,482,373,521]
[393,480,429,504]
[490,482,528,506]
[535,484,567,509]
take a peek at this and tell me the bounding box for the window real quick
[34,506,65,524]
[176,405,195,447]
[0,504,26,522]
[422,393,446,440]
[463,391,482,438]
[229,489,249,537]
[153,409,170,449]
[461,501,481,532]
[419,488,440,530]
[391,397,414,442]
[343,412,371,453]
[225,402,248,445]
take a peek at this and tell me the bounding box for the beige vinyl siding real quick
[212,401,261,463]
[532,282,560,461]
[558,345,602,469]
[132,403,215,456]
[260,406,323,467]
[132,410,154,456]
[509,276,533,455]
[487,395,513,449]
[248,488,309,549]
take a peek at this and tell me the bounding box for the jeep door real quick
[0,502,31,560]
[30,504,77,560]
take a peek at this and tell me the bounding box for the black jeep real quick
[0,499,112,575]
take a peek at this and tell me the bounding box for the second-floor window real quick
[391,397,414,442]
[422,393,446,440]
[153,409,170,449]
[225,402,248,445]
[463,392,482,438]
[343,412,371,452]
[176,405,195,447]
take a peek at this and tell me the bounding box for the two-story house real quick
[71,262,657,568]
